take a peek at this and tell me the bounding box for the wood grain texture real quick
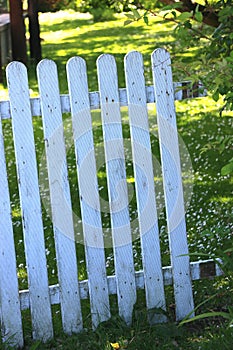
[151,48,194,320]
[0,83,207,120]
[37,59,83,334]
[124,51,166,324]
[67,56,111,329]
[0,116,24,348]
[0,50,214,348]
[18,259,222,311]
[6,61,53,341]
[97,54,136,325]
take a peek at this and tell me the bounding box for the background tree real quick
[28,0,42,63]
[9,0,27,64]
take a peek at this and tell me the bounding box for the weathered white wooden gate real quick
[0,49,221,348]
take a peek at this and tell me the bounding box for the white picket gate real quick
[0,49,221,348]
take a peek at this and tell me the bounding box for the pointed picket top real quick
[97,54,136,325]
[37,58,83,334]
[151,48,194,320]
[66,56,111,328]
[6,61,54,341]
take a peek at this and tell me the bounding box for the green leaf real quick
[171,11,177,18]
[177,12,192,22]
[184,20,192,29]
[224,247,233,254]
[221,160,233,176]
[162,2,183,11]
[195,11,203,22]
[124,20,133,26]
[125,13,135,20]
[180,311,231,325]
[29,340,41,350]
[132,8,141,20]
[143,14,149,26]
[212,90,219,102]
[178,291,222,327]
[164,11,176,19]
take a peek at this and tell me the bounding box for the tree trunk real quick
[9,0,27,64]
[28,0,42,63]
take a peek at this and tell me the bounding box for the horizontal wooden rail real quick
[19,259,222,311]
[0,82,206,120]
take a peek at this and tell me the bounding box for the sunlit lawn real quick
[0,10,232,349]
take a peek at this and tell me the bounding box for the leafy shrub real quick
[38,0,76,12]
[76,0,135,13]
[89,7,115,22]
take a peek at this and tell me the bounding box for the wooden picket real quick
[0,49,220,348]
[6,62,53,342]
[97,54,137,326]
[37,59,83,334]
[152,49,194,319]
[124,51,166,323]
[66,56,110,328]
[0,115,24,348]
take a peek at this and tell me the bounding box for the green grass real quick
[0,9,232,350]
[18,313,233,350]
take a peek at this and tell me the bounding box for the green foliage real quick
[180,233,233,329]
[36,0,138,20]
[76,0,135,14]
[38,0,77,12]
[37,0,156,17]
[126,1,233,174]
[221,158,233,176]
[89,6,115,21]
[0,10,232,348]
[201,134,233,175]
[0,0,7,13]
[128,1,233,112]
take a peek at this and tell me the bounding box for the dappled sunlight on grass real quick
[0,9,232,349]
[176,96,233,117]
[11,207,21,218]
[17,267,27,280]
[30,11,175,92]
[210,196,232,204]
